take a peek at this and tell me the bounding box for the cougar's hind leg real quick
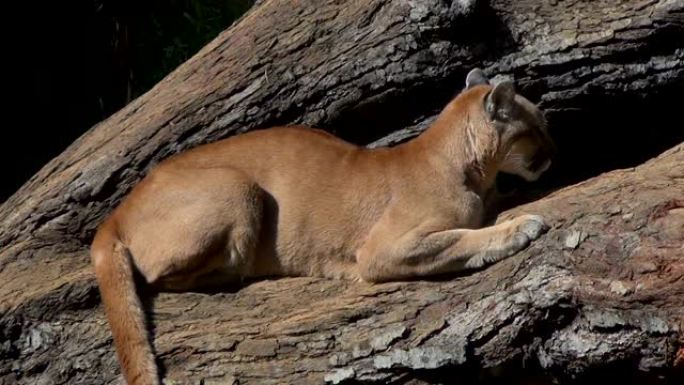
[123,166,264,293]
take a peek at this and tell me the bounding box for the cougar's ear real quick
[485,80,515,121]
[465,68,489,89]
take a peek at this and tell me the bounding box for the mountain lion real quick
[91,68,555,385]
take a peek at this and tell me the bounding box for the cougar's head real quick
[466,69,555,182]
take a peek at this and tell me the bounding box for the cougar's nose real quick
[529,149,549,172]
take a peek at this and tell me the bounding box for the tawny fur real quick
[91,71,554,385]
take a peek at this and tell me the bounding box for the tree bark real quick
[1,0,682,384]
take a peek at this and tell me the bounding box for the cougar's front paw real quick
[516,214,549,240]
[465,215,549,270]
[504,214,549,256]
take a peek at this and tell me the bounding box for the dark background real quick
[3,0,252,203]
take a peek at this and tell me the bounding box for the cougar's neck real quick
[405,91,500,196]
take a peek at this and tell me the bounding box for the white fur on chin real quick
[522,159,551,181]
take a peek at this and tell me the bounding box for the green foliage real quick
[94,0,252,100]
[129,0,253,95]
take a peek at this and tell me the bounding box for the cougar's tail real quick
[91,221,159,385]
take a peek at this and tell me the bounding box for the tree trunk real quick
[1,0,682,384]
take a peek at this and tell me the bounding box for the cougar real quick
[91,68,555,384]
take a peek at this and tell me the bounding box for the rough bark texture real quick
[1,0,683,384]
